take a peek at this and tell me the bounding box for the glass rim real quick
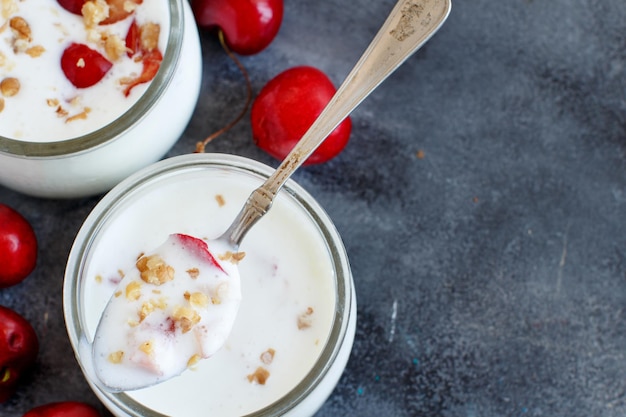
[63,153,354,416]
[0,0,184,159]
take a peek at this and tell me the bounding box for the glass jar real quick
[0,0,202,199]
[63,153,357,416]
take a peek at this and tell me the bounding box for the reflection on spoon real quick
[92,234,242,392]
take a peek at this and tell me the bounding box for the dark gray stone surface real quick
[1,0,625,416]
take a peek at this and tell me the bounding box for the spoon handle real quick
[225,0,451,246]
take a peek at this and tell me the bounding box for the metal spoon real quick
[93,0,451,392]
[224,0,451,247]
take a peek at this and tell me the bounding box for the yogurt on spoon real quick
[92,233,242,391]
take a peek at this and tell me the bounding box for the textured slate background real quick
[1,0,625,416]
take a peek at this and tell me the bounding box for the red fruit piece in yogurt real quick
[172,233,225,273]
[57,0,87,15]
[122,21,163,96]
[61,43,113,88]
[122,49,162,96]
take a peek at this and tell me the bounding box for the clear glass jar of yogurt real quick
[0,0,201,198]
[63,153,357,416]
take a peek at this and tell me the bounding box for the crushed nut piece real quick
[187,291,209,308]
[9,16,30,40]
[103,34,126,61]
[139,22,160,52]
[215,194,225,207]
[297,307,314,330]
[82,0,109,27]
[186,267,200,279]
[260,348,276,365]
[187,354,201,368]
[0,97,4,113]
[138,301,155,322]
[172,306,200,333]
[95,274,103,283]
[136,254,175,285]
[1,77,20,97]
[247,367,270,385]
[55,106,69,117]
[65,107,91,123]
[139,340,154,356]
[218,251,246,264]
[125,281,142,300]
[108,350,124,364]
[2,0,18,19]
[114,290,122,298]
[25,45,45,57]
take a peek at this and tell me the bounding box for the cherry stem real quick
[195,30,253,153]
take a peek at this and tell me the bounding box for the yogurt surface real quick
[0,0,169,141]
[80,166,337,416]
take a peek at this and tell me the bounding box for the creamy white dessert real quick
[0,0,168,141]
[79,163,338,415]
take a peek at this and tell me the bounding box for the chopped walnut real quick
[297,307,314,330]
[215,194,226,207]
[138,301,155,322]
[2,0,18,19]
[136,254,175,285]
[82,0,110,27]
[9,16,30,41]
[103,34,126,61]
[114,290,122,298]
[125,281,141,301]
[108,350,124,364]
[1,77,20,97]
[139,340,154,356]
[25,45,45,57]
[65,107,91,123]
[55,106,69,118]
[218,251,246,264]
[172,306,200,333]
[139,22,160,52]
[247,367,270,385]
[186,268,200,279]
[260,348,276,365]
[185,291,209,308]
[187,354,201,368]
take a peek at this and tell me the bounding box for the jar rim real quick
[0,0,184,158]
[63,153,354,416]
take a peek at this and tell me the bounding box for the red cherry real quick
[0,306,39,403]
[56,0,86,15]
[22,401,101,417]
[192,0,283,55]
[61,43,113,88]
[250,66,352,165]
[0,204,37,288]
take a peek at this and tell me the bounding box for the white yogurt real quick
[65,154,356,416]
[0,0,168,141]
